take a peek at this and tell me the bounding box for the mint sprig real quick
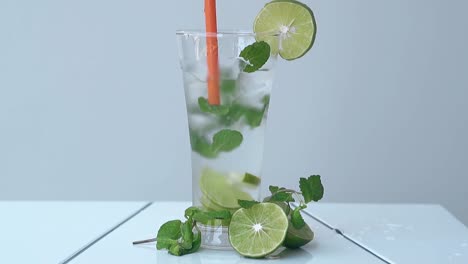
[267,175,324,205]
[263,175,324,249]
[155,207,231,256]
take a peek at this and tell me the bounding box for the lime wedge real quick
[242,172,261,186]
[229,203,288,258]
[199,167,253,209]
[254,0,317,60]
[283,221,314,249]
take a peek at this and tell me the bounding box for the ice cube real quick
[220,61,241,80]
[184,62,208,82]
[236,71,273,109]
[183,78,208,109]
[187,113,214,133]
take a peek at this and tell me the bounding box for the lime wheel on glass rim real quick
[254,0,317,60]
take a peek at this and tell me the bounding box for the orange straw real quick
[204,0,220,105]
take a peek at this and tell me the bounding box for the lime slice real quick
[283,221,314,249]
[229,203,288,258]
[200,195,225,211]
[242,172,261,186]
[200,167,253,209]
[254,0,317,60]
[200,195,238,214]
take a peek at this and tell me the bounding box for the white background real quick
[1,0,467,224]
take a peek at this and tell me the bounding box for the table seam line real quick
[294,203,394,264]
[59,202,153,264]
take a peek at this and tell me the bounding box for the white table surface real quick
[0,201,149,264]
[3,202,466,263]
[69,202,383,264]
[303,203,468,264]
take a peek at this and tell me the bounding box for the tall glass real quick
[177,31,278,249]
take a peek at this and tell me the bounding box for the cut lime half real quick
[229,203,288,258]
[254,0,317,60]
[283,221,314,249]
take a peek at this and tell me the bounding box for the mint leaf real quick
[198,97,229,115]
[190,129,244,158]
[291,205,307,229]
[227,104,245,122]
[157,238,178,250]
[218,95,270,128]
[184,206,200,218]
[240,41,271,73]
[238,199,260,209]
[243,95,270,128]
[192,210,231,223]
[183,228,201,254]
[220,104,245,126]
[189,131,217,158]
[156,220,182,250]
[270,191,295,202]
[244,108,265,127]
[220,79,237,105]
[211,129,243,153]
[180,221,194,249]
[269,186,280,194]
[221,79,236,95]
[205,210,232,219]
[168,244,183,256]
[299,175,324,203]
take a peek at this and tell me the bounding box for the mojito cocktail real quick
[131,0,319,259]
[177,31,278,248]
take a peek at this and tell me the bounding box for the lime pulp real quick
[229,203,288,258]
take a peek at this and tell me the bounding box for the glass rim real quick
[176,30,279,37]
